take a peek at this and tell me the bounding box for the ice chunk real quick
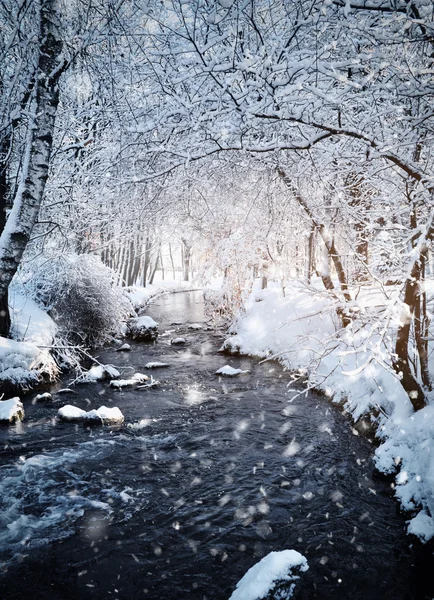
[144,362,170,369]
[171,337,186,345]
[0,397,24,423]
[229,549,308,600]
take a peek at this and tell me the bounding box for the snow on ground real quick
[0,290,58,390]
[227,278,434,542]
[229,549,308,600]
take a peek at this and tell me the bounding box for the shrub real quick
[20,254,132,347]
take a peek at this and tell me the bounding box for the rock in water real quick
[110,372,149,388]
[117,343,131,351]
[144,362,170,369]
[58,405,124,425]
[34,392,52,403]
[0,397,24,423]
[215,365,249,376]
[171,337,186,345]
[127,316,158,341]
[80,364,120,382]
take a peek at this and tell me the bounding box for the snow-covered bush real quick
[20,254,132,347]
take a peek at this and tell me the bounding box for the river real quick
[0,291,431,599]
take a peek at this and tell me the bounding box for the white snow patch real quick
[229,549,308,600]
[144,362,170,369]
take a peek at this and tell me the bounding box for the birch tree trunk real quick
[0,0,64,332]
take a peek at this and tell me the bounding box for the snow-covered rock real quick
[58,405,86,421]
[34,392,52,402]
[58,404,124,425]
[116,343,131,352]
[144,361,169,369]
[171,337,186,345]
[110,372,149,388]
[127,316,158,341]
[80,364,120,383]
[136,376,160,389]
[229,550,308,600]
[188,323,202,330]
[215,365,249,376]
[57,388,75,394]
[0,397,24,423]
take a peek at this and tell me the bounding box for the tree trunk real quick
[0,0,64,308]
[393,252,427,411]
[277,168,352,327]
[168,243,176,279]
[305,224,315,284]
[181,238,191,282]
[345,173,370,282]
[0,138,11,336]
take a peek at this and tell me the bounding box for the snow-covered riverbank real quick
[226,279,434,542]
[0,279,199,396]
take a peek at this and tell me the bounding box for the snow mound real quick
[188,323,202,330]
[229,549,308,600]
[0,398,24,423]
[171,337,186,345]
[375,403,434,541]
[0,336,58,388]
[10,290,57,347]
[215,365,249,376]
[58,405,124,425]
[144,362,169,369]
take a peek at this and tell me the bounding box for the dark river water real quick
[0,291,432,599]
